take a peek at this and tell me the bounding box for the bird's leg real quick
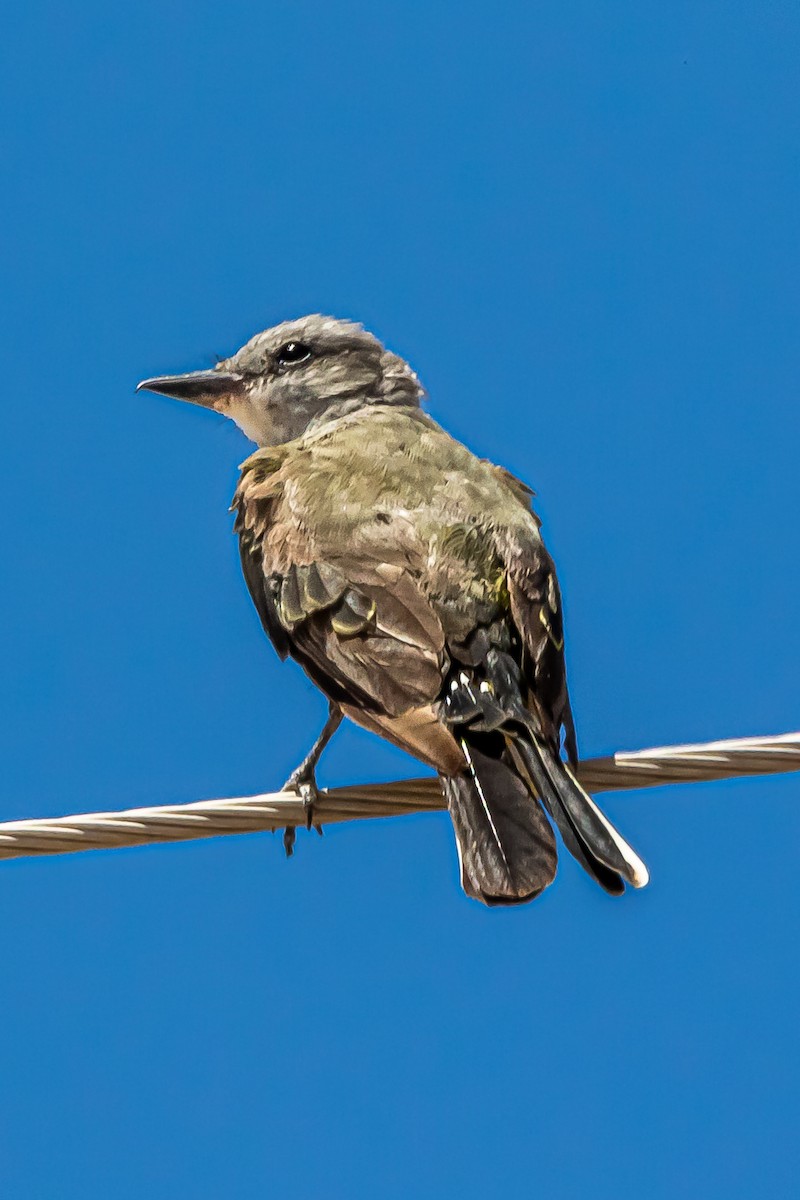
[284,702,343,803]
[281,702,343,855]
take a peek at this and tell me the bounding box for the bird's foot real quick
[281,769,325,854]
[279,703,341,852]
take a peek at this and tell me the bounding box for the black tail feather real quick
[440,738,557,906]
[507,734,648,892]
[505,739,625,895]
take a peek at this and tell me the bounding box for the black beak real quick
[136,369,244,408]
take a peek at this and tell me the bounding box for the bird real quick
[138,315,648,905]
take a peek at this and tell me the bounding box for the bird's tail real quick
[440,737,558,905]
[441,651,649,903]
[506,733,649,895]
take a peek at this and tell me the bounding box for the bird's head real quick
[137,315,424,445]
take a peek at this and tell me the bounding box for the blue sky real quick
[1,2,798,1196]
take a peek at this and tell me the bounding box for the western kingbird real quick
[139,315,648,904]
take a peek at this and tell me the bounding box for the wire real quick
[0,731,797,862]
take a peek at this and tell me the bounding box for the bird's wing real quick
[491,470,577,763]
[233,456,447,722]
[278,558,447,718]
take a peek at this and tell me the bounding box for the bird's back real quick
[239,403,543,647]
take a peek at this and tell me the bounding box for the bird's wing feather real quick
[501,516,578,763]
[237,534,290,659]
[234,460,447,720]
[287,561,446,717]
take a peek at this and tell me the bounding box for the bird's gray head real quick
[137,315,424,445]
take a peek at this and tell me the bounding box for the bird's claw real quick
[298,779,319,830]
[284,774,320,828]
[281,772,324,855]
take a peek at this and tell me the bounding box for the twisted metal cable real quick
[0,730,797,861]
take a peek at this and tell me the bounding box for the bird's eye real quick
[276,341,312,367]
